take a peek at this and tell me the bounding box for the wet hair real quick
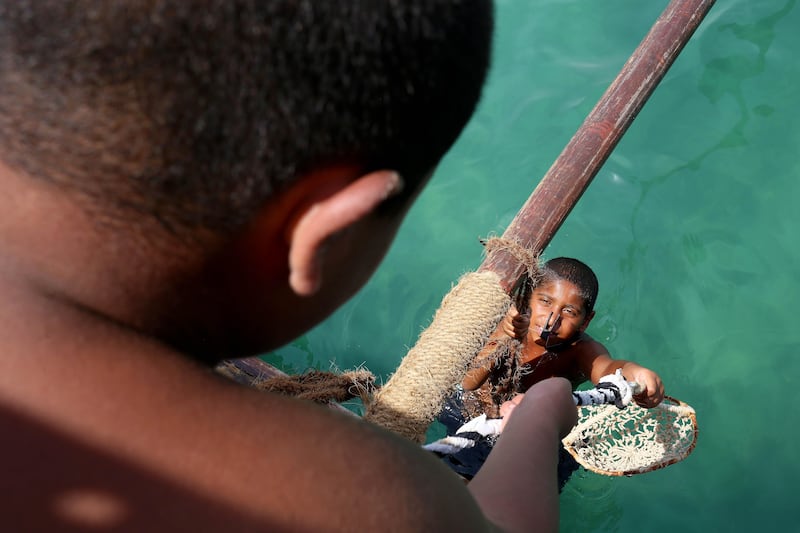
[542,257,599,316]
[0,1,493,236]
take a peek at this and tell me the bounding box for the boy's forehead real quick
[533,280,585,307]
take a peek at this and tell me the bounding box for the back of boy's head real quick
[542,257,599,316]
[0,1,492,238]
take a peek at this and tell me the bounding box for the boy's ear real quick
[287,169,403,296]
[580,310,596,332]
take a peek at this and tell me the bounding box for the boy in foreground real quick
[0,1,577,532]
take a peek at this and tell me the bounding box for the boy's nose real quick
[550,313,563,332]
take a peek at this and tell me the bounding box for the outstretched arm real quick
[468,378,577,533]
[576,337,664,407]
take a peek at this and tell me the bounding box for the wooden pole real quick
[480,0,716,290]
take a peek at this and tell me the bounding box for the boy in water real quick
[465,257,664,408]
[0,1,578,531]
[439,257,663,482]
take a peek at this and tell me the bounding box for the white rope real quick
[423,436,478,455]
[422,413,502,455]
[572,369,638,407]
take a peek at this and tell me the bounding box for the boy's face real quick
[528,279,593,346]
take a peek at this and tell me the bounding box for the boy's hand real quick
[623,364,664,408]
[498,393,525,430]
[501,305,530,341]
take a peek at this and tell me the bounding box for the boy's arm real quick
[208,375,577,533]
[469,378,577,533]
[462,333,503,390]
[462,305,529,390]
[575,336,664,407]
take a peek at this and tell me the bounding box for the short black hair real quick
[542,257,599,316]
[0,0,493,236]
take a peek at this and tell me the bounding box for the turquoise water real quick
[266,1,800,531]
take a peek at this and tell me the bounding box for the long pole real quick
[481,0,716,290]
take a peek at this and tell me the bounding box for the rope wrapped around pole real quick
[365,272,510,442]
[363,0,716,442]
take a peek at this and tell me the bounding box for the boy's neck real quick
[530,331,583,356]
[0,160,216,348]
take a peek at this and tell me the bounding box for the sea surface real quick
[265,1,800,531]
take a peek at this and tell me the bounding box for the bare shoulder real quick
[574,333,609,357]
[1,348,487,532]
[571,333,614,372]
[0,292,489,531]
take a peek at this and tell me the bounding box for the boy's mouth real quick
[533,325,557,343]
